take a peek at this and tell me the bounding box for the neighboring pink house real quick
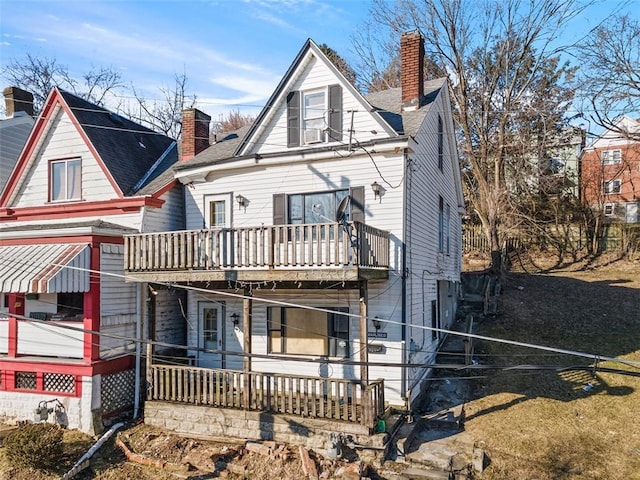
[0,87,185,433]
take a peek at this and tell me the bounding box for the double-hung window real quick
[601,149,622,165]
[603,179,621,194]
[604,203,616,216]
[303,91,326,144]
[287,85,343,147]
[50,158,81,201]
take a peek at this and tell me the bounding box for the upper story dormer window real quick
[287,85,342,148]
[50,158,81,202]
[303,90,326,143]
[601,149,622,165]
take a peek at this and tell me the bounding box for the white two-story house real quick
[124,32,464,432]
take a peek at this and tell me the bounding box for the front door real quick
[198,302,224,368]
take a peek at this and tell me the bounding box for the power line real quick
[1,253,638,370]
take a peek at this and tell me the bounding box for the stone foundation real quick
[144,401,385,451]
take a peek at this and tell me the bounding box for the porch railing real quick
[125,222,388,272]
[148,364,385,428]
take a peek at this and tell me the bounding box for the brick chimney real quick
[401,31,425,112]
[181,108,211,161]
[3,86,34,117]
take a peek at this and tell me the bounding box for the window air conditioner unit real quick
[304,128,323,144]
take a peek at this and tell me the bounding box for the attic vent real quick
[109,113,124,126]
[304,128,323,144]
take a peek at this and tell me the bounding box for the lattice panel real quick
[16,372,36,390]
[101,369,135,413]
[44,373,76,393]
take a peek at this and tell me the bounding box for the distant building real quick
[580,117,640,223]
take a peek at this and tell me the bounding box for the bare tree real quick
[577,14,640,141]
[318,44,358,88]
[360,0,583,271]
[211,109,255,136]
[126,72,197,140]
[1,54,123,113]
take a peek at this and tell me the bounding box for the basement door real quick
[198,302,224,368]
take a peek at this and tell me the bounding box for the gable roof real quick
[0,112,34,191]
[235,39,397,157]
[57,90,177,195]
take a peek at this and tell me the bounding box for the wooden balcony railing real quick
[124,222,389,273]
[148,364,385,429]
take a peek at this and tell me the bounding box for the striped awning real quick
[0,244,90,293]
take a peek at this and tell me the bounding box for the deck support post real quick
[243,287,252,409]
[359,281,369,385]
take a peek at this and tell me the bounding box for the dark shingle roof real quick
[59,90,177,196]
[174,125,251,170]
[364,78,445,136]
[0,113,34,189]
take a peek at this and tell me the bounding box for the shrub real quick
[4,422,64,471]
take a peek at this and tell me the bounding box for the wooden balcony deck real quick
[124,222,389,283]
[148,364,385,429]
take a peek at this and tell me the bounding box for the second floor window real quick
[438,114,444,170]
[50,158,81,201]
[601,149,622,165]
[603,179,621,194]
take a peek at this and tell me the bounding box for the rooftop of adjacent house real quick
[0,219,137,234]
[174,78,446,172]
[58,90,178,195]
[0,112,34,190]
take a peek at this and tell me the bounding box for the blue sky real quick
[0,0,638,120]
[1,0,370,119]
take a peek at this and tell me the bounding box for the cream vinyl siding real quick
[100,243,137,358]
[14,108,119,208]
[249,55,384,156]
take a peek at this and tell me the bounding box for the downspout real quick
[400,150,409,403]
[133,206,146,419]
[133,283,142,419]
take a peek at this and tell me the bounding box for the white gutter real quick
[176,138,414,184]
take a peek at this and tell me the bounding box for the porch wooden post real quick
[7,293,24,357]
[243,287,252,409]
[359,282,369,384]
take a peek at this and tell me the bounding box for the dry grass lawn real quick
[463,256,640,479]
